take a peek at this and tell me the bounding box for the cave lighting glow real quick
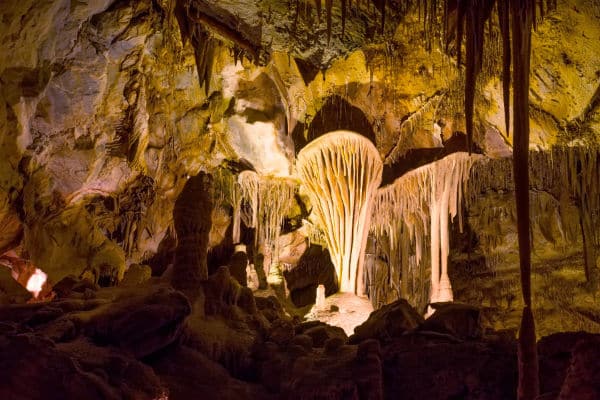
[26,268,47,298]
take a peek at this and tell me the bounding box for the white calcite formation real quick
[237,170,296,257]
[297,130,382,295]
[371,152,479,307]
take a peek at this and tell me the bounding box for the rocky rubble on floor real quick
[0,278,185,399]
[349,298,423,344]
[0,270,598,400]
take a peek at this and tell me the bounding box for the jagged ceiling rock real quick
[180,0,405,69]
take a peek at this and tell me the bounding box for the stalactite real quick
[238,171,258,231]
[381,0,387,34]
[231,180,242,244]
[213,169,243,244]
[371,152,479,308]
[326,0,333,43]
[293,0,300,35]
[467,147,600,268]
[315,0,322,22]
[455,1,467,67]
[304,219,327,247]
[126,72,150,174]
[190,25,217,96]
[341,0,347,37]
[510,1,538,398]
[237,171,296,260]
[498,0,511,137]
[297,131,383,295]
[560,146,600,290]
[464,1,494,152]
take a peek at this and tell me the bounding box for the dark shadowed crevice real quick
[293,94,376,153]
[381,132,482,186]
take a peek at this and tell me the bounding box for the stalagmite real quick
[316,284,326,310]
[297,131,383,295]
[172,172,213,300]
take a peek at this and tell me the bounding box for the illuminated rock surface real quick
[0,0,599,398]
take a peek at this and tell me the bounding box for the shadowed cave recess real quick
[0,0,600,399]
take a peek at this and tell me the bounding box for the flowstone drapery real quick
[297,131,382,295]
[371,152,478,308]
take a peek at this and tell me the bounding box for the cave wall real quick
[0,0,217,284]
[0,0,599,308]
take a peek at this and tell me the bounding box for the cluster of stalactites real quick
[236,170,297,254]
[297,131,382,295]
[371,152,479,304]
[467,147,600,254]
[467,147,600,205]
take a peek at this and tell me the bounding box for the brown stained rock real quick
[57,337,166,399]
[350,298,423,344]
[282,342,383,400]
[297,321,347,348]
[382,337,517,400]
[37,317,77,343]
[277,229,308,266]
[52,275,82,298]
[0,202,23,256]
[237,286,257,315]
[557,335,600,400]
[120,263,152,286]
[25,305,64,326]
[77,284,191,359]
[255,295,286,322]
[0,332,166,400]
[229,248,249,287]
[538,331,597,395]
[290,334,313,351]
[419,303,482,340]
[356,338,381,363]
[283,244,338,308]
[268,318,295,346]
[172,172,213,300]
[202,266,242,315]
[150,345,275,400]
[185,268,270,378]
[324,336,346,355]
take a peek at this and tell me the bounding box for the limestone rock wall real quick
[0,0,217,284]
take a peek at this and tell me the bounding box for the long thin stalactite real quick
[510,2,538,398]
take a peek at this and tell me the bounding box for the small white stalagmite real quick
[297,131,383,295]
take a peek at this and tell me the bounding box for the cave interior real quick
[0,0,600,399]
